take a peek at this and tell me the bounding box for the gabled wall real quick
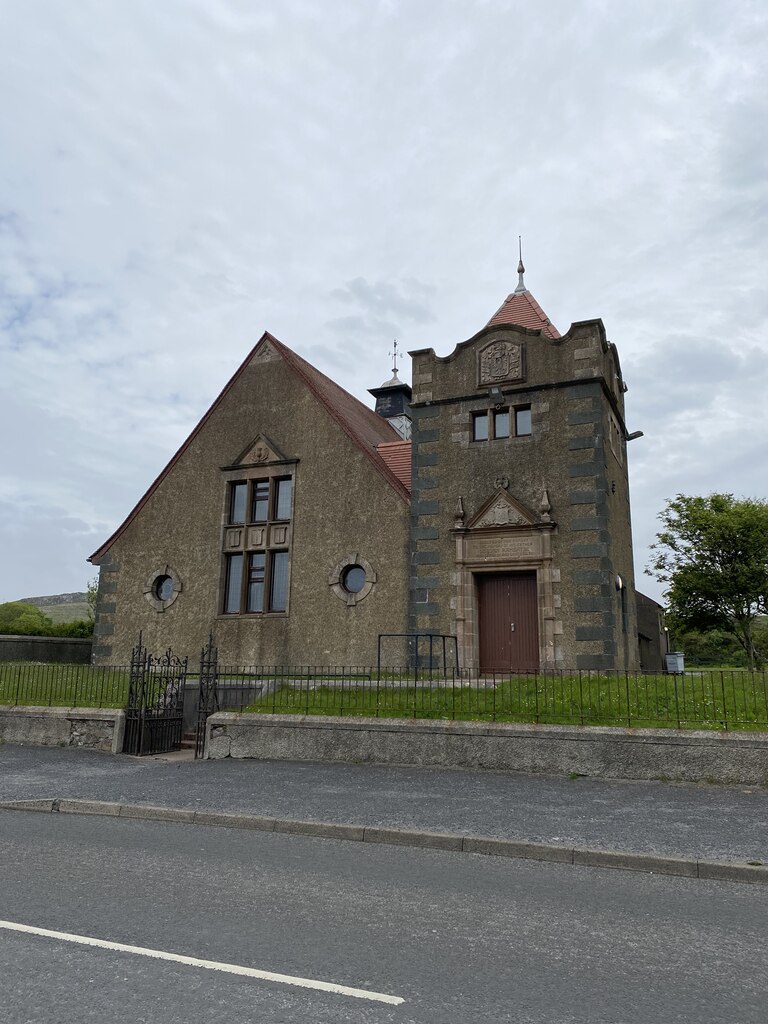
[92,343,409,666]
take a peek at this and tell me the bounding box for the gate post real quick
[123,633,149,755]
[196,635,219,758]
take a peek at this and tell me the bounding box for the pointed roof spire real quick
[484,243,561,339]
[514,236,526,294]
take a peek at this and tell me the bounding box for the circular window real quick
[342,565,366,594]
[144,565,182,612]
[329,555,376,606]
[154,575,174,602]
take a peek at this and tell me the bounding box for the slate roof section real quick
[89,331,409,562]
[486,289,561,339]
[377,440,412,493]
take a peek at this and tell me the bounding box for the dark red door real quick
[478,572,539,672]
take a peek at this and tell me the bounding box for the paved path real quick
[1,744,766,863]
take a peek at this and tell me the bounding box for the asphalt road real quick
[1,744,767,863]
[1,810,767,1023]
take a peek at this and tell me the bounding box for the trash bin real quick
[665,652,685,673]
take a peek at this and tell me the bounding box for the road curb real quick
[2,798,767,885]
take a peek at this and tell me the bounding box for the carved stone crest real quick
[465,487,544,532]
[234,433,288,467]
[252,341,277,363]
[475,498,529,528]
[478,341,524,386]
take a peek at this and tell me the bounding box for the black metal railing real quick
[377,634,459,674]
[3,660,768,733]
[0,661,131,708]
[185,664,768,732]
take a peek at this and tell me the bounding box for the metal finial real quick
[515,235,526,293]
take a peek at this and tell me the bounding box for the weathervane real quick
[389,339,400,378]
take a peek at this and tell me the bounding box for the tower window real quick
[472,405,531,441]
[494,409,510,438]
[472,412,489,441]
[515,406,532,436]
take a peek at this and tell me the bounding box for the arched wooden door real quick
[477,572,539,673]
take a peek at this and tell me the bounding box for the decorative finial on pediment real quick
[514,235,526,294]
[454,496,465,528]
[540,487,552,523]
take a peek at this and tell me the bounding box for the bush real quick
[0,602,93,638]
[0,602,53,635]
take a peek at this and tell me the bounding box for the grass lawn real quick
[4,661,768,731]
[0,662,130,708]
[242,671,768,731]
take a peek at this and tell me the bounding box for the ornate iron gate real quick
[123,635,188,756]
[196,635,219,758]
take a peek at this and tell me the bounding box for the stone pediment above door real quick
[466,489,543,530]
[233,434,289,467]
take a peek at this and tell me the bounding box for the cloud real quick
[330,277,436,326]
[0,0,766,606]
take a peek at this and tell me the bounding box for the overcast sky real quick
[1,0,766,605]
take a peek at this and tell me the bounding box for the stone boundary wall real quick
[0,707,124,754]
[206,713,768,785]
[0,635,93,664]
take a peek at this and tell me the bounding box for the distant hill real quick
[19,592,91,624]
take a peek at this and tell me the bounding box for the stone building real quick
[90,262,646,671]
[89,337,412,667]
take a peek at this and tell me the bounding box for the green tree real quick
[0,601,53,635]
[666,621,747,667]
[754,616,768,663]
[649,494,768,669]
[86,575,99,621]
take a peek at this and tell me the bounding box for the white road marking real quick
[0,918,404,1005]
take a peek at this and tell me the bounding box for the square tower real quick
[408,265,638,672]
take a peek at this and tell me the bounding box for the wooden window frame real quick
[221,472,294,617]
[472,405,531,441]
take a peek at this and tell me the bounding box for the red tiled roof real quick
[89,331,409,562]
[486,290,560,339]
[267,336,410,503]
[377,440,412,493]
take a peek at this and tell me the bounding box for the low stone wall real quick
[205,713,768,785]
[0,635,93,664]
[0,707,125,754]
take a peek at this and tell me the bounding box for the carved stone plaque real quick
[478,341,523,385]
[248,527,266,548]
[225,528,242,549]
[271,525,288,545]
[467,533,538,561]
